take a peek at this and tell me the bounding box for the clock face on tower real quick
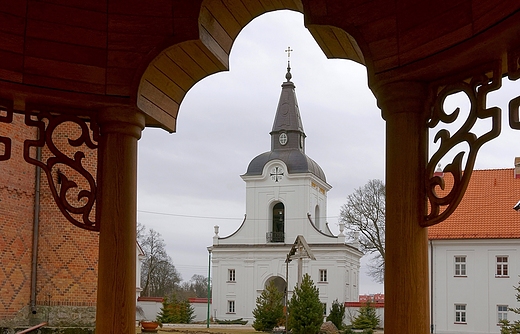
[279,133,288,146]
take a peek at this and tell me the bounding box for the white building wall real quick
[211,246,360,323]
[430,239,520,334]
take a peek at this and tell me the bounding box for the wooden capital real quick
[98,106,145,138]
[375,81,428,120]
[95,107,144,334]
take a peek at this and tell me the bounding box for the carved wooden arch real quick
[136,0,366,133]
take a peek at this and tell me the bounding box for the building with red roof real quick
[428,164,520,333]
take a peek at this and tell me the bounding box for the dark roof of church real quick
[270,68,304,134]
[243,64,326,182]
[245,150,326,180]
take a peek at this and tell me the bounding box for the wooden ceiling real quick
[0,0,519,131]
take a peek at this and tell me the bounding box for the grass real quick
[137,325,259,334]
[136,325,385,334]
[159,329,258,333]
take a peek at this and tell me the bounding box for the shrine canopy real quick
[0,1,519,131]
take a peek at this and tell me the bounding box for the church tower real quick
[241,62,332,242]
[210,64,362,323]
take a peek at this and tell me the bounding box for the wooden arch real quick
[136,0,365,132]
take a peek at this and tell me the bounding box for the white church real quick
[210,64,363,323]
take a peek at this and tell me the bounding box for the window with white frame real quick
[496,256,509,277]
[454,256,466,276]
[322,302,327,315]
[227,300,235,313]
[319,269,328,282]
[455,304,466,324]
[228,269,236,282]
[498,305,508,323]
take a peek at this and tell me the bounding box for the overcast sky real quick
[136,10,520,295]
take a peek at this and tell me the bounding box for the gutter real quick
[30,146,42,314]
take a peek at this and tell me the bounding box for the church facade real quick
[210,66,363,323]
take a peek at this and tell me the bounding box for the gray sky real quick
[136,10,520,295]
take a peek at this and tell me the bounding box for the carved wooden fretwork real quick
[22,106,100,231]
[0,99,13,161]
[423,63,502,227]
[508,48,520,130]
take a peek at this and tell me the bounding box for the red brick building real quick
[358,293,385,304]
[0,113,99,326]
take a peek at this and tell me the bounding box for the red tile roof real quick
[428,168,520,240]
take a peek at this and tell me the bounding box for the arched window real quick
[266,276,286,294]
[269,203,285,243]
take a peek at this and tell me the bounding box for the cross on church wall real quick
[270,166,284,182]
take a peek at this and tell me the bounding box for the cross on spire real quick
[285,46,293,59]
[285,47,293,82]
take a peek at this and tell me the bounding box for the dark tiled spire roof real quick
[270,63,305,136]
[244,65,326,182]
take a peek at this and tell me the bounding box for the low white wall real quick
[136,297,212,324]
[191,301,212,322]
[345,305,384,328]
[136,298,163,322]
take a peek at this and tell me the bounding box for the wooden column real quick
[96,107,145,334]
[377,81,429,333]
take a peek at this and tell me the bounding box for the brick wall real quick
[0,113,99,326]
[0,113,36,320]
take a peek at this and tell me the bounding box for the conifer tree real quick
[157,295,195,324]
[500,279,520,333]
[252,280,285,331]
[326,299,345,329]
[287,274,323,334]
[351,301,380,330]
[179,299,195,324]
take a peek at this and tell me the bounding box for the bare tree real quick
[176,274,209,300]
[138,223,181,297]
[339,179,385,283]
[188,274,209,298]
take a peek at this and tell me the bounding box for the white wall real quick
[191,301,211,322]
[136,300,162,322]
[211,245,360,322]
[430,239,520,334]
[345,306,384,328]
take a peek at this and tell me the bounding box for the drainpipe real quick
[206,246,212,329]
[30,146,42,315]
[430,239,434,333]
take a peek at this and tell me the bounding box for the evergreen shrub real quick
[252,281,285,332]
[287,274,323,334]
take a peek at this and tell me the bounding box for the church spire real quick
[271,47,305,152]
[243,50,326,182]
